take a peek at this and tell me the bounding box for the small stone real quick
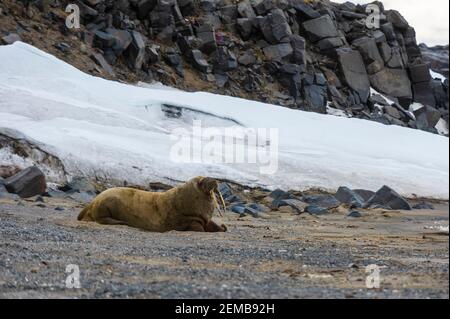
[412,202,435,210]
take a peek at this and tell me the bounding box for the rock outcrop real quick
[0,0,448,135]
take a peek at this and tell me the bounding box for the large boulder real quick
[352,37,384,72]
[263,43,293,61]
[337,48,371,103]
[4,166,46,199]
[335,187,366,208]
[259,9,292,44]
[369,68,412,99]
[302,15,339,42]
[365,185,412,210]
[125,31,147,70]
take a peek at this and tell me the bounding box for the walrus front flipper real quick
[78,205,92,221]
[205,220,227,232]
[95,217,129,226]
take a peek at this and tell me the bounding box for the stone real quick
[335,187,365,208]
[294,3,320,20]
[303,85,327,113]
[337,48,371,103]
[353,189,376,202]
[352,37,384,67]
[385,10,409,30]
[412,82,436,107]
[290,35,307,65]
[237,18,254,40]
[347,211,362,218]
[165,53,184,77]
[302,15,339,42]
[230,204,260,218]
[91,52,115,77]
[318,37,345,51]
[305,205,329,215]
[4,166,46,199]
[237,0,256,18]
[263,43,293,61]
[369,68,412,99]
[212,47,238,73]
[137,0,158,19]
[412,202,435,210]
[253,0,275,15]
[301,194,341,210]
[259,9,292,44]
[409,64,432,84]
[238,50,257,66]
[190,49,210,73]
[414,105,441,131]
[272,198,308,213]
[1,33,21,45]
[125,31,147,70]
[365,185,412,210]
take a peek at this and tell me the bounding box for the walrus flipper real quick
[78,205,92,221]
[95,217,128,226]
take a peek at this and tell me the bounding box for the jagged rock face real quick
[420,44,449,78]
[0,0,448,135]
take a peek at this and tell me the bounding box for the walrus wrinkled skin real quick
[77,177,227,233]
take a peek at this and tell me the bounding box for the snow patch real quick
[0,42,449,198]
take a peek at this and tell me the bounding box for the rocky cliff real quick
[0,0,448,135]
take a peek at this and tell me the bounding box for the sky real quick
[333,0,449,46]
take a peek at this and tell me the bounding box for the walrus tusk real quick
[216,189,227,215]
[211,190,223,217]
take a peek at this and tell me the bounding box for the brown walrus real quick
[77,177,227,233]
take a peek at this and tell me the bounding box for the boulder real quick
[414,105,441,131]
[369,68,412,99]
[237,18,254,40]
[190,49,210,73]
[409,64,432,84]
[301,194,341,209]
[1,33,21,45]
[4,166,46,199]
[259,9,292,44]
[335,187,365,208]
[290,35,307,65]
[385,10,409,30]
[412,82,436,107]
[353,189,376,202]
[302,15,339,42]
[337,48,371,103]
[365,185,412,210]
[212,47,238,73]
[294,3,321,20]
[125,31,147,70]
[237,0,256,18]
[263,43,293,61]
[90,52,115,77]
[352,37,384,67]
[412,202,435,210]
[303,85,327,113]
[305,205,329,215]
[137,0,158,19]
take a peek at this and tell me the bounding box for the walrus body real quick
[77,177,227,233]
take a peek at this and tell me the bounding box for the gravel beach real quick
[0,196,448,299]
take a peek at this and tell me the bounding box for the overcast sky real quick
[333,0,449,46]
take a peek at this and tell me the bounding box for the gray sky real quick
[333,0,449,46]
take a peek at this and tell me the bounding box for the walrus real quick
[77,177,227,233]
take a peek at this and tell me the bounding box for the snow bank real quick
[0,42,448,198]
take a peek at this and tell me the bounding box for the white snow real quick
[0,42,449,198]
[430,70,447,82]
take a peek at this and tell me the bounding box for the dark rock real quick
[263,43,293,61]
[272,198,307,213]
[290,35,307,65]
[369,68,412,99]
[413,105,441,131]
[1,33,22,45]
[347,211,362,218]
[385,10,409,30]
[230,204,260,218]
[4,166,46,199]
[69,191,96,204]
[212,47,238,73]
[335,187,365,208]
[412,202,435,210]
[303,85,327,113]
[218,182,233,198]
[294,3,321,20]
[165,53,184,77]
[412,82,436,107]
[318,37,346,51]
[137,0,158,19]
[125,31,147,70]
[352,37,384,69]
[237,18,254,40]
[91,52,115,77]
[259,9,292,44]
[302,15,339,42]
[253,0,276,15]
[237,0,256,18]
[409,63,432,84]
[365,185,412,210]
[269,188,296,201]
[54,42,71,53]
[238,50,257,66]
[301,194,341,209]
[337,48,371,103]
[189,49,210,73]
[305,205,329,215]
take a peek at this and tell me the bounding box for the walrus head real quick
[191,177,226,217]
